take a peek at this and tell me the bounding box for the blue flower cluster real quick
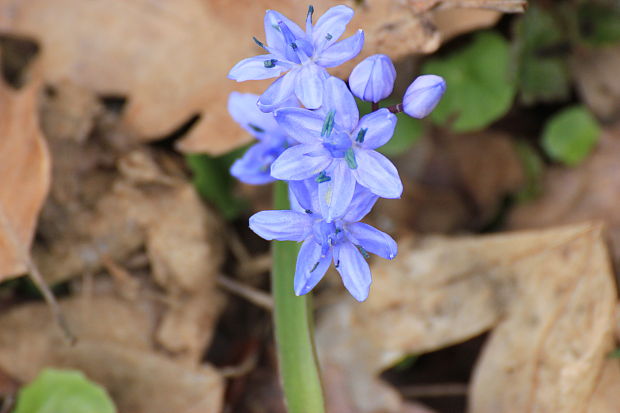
[228,5,446,301]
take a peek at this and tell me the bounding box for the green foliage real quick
[423,31,516,132]
[513,5,570,105]
[514,141,544,202]
[542,106,601,166]
[186,149,247,220]
[577,2,620,46]
[13,369,116,413]
[357,99,423,156]
[391,354,419,372]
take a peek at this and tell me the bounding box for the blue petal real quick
[349,54,396,103]
[352,149,403,198]
[346,222,397,260]
[294,238,332,296]
[289,179,320,214]
[317,76,359,132]
[264,10,306,61]
[315,30,364,68]
[295,64,327,109]
[258,71,298,113]
[230,142,281,185]
[334,242,371,302]
[403,75,447,119]
[228,54,289,82]
[342,185,378,222]
[312,5,354,53]
[354,109,397,149]
[274,107,325,144]
[249,210,312,241]
[271,144,332,180]
[318,160,356,222]
[228,92,280,139]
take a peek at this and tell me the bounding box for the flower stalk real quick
[272,180,325,413]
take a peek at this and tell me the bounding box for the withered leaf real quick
[317,224,619,413]
[0,0,518,155]
[0,295,224,413]
[0,55,50,280]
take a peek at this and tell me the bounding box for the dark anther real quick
[264,59,278,68]
[345,148,358,169]
[248,123,265,133]
[355,128,367,143]
[321,110,336,138]
[356,245,370,259]
[253,37,265,48]
[315,171,331,183]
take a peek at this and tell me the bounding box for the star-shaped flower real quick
[270,77,403,222]
[249,180,397,301]
[228,5,364,112]
[228,92,291,184]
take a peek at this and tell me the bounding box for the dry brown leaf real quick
[33,138,224,361]
[0,55,50,280]
[0,296,224,413]
[408,0,525,13]
[375,130,524,235]
[39,81,102,143]
[317,223,618,413]
[509,125,620,267]
[572,45,620,122]
[0,0,518,155]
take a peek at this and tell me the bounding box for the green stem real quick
[272,181,325,413]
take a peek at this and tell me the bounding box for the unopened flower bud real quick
[348,54,396,103]
[402,75,446,119]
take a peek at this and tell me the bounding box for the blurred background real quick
[1,0,620,412]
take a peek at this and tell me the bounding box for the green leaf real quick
[357,99,423,156]
[186,150,247,220]
[391,354,419,372]
[513,5,570,104]
[542,106,601,166]
[14,369,116,413]
[514,141,544,202]
[423,31,516,132]
[577,2,620,46]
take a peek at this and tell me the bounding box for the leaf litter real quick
[3,1,620,412]
[0,0,515,155]
[317,223,619,413]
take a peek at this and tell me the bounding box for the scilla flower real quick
[402,74,446,119]
[228,92,291,184]
[348,54,396,103]
[271,77,402,222]
[249,180,397,301]
[228,5,364,111]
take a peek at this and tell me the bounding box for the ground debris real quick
[317,223,619,413]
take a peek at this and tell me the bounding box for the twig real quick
[219,351,259,379]
[399,383,468,398]
[225,230,252,264]
[217,275,273,310]
[0,208,75,343]
[237,253,271,277]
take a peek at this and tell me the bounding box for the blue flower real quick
[348,54,396,103]
[228,92,291,184]
[228,5,364,112]
[270,77,403,222]
[249,180,397,301]
[402,75,446,119]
